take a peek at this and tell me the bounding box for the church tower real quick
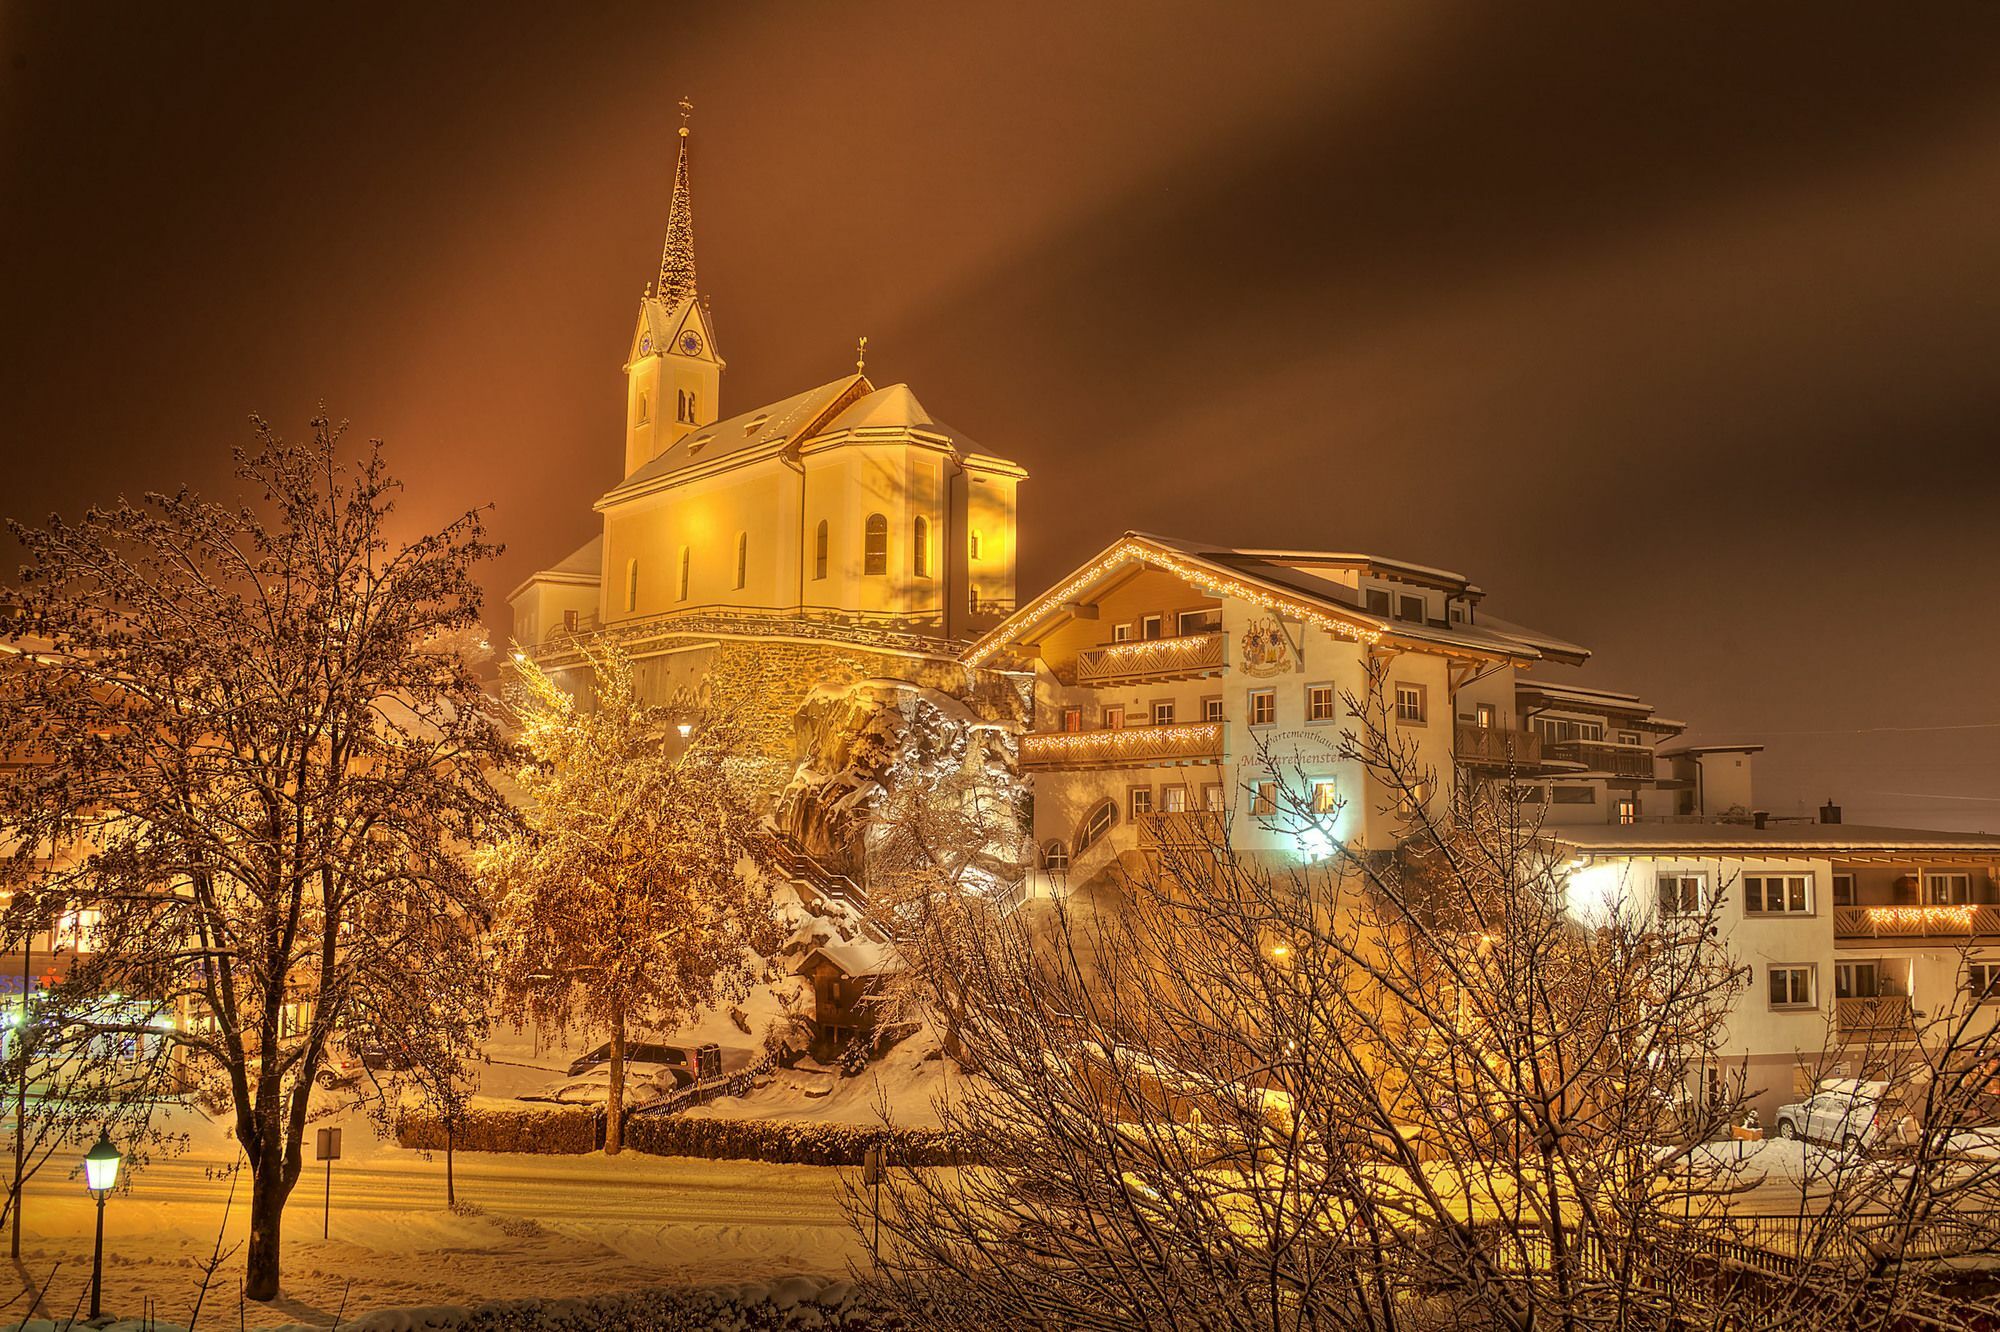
[623,100,724,478]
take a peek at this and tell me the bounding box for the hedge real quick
[397,1104,600,1155]
[624,1114,966,1167]
[307,1276,895,1332]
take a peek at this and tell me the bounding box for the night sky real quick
[5,4,1999,828]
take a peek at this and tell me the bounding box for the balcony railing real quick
[1075,632,1226,686]
[1834,904,2000,939]
[1454,723,1543,769]
[1836,996,1916,1038]
[1542,738,1656,779]
[1020,722,1226,771]
[1136,810,1229,847]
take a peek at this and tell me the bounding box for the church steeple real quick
[656,97,698,308]
[624,96,723,478]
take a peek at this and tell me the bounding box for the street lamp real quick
[676,722,693,740]
[83,1131,121,1322]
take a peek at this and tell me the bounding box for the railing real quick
[1834,904,2000,938]
[1543,738,1655,778]
[524,603,965,662]
[763,833,871,910]
[1020,722,1226,770]
[1075,632,1225,685]
[1136,810,1228,847]
[1836,996,1916,1037]
[1454,723,1543,768]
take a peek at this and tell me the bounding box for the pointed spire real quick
[656,97,698,308]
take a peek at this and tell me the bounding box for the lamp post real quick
[83,1131,121,1323]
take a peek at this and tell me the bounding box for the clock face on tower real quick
[679,329,703,356]
[638,334,651,355]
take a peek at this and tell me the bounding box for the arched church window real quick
[636,391,650,425]
[687,390,698,422]
[625,559,639,613]
[676,390,687,423]
[678,545,691,602]
[864,513,888,576]
[814,521,829,581]
[1075,800,1116,855]
[734,532,748,590]
[1041,840,1070,874]
[913,516,930,578]
[969,530,982,561]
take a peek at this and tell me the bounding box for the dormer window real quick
[1365,588,1390,616]
[744,414,769,436]
[1396,595,1425,623]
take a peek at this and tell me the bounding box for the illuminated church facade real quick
[509,117,1025,658]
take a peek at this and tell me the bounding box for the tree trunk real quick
[445,1116,455,1206]
[605,1011,626,1156]
[11,934,28,1261]
[244,1152,290,1301]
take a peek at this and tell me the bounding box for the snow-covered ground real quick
[4,1104,862,1329]
[683,1031,972,1130]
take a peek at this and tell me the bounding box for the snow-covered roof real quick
[600,378,1024,508]
[1554,823,2000,855]
[792,938,902,979]
[964,532,1578,668]
[507,535,603,603]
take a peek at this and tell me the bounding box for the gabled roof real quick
[963,532,1572,668]
[507,535,603,603]
[600,375,871,505]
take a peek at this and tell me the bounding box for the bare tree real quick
[861,681,1858,1331]
[0,417,509,1301]
[484,643,779,1154]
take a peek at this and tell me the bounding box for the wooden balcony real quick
[1454,723,1543,769]
[1836,996,1916,1040]
[1020,722,1226,771]
[1834,904,2000,940]
[1075,632,1226,686]
[1543,738,1655,779]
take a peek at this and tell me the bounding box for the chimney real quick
[1753,810,1769,830]
[1819,798,1842,825]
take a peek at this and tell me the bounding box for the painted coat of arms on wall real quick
[1238,613,1296,677]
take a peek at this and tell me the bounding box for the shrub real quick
[337,1275,895,1330]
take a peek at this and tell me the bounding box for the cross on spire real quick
[656,97,699,308]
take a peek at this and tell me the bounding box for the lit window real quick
[1129,787,1153,819]
[1102,706,1125,730]
[1394,683,1425,724]
[735,532,748,590]
[1161,784,1188,812]
[814,521,829,580]
[864,514,888,576]
[1306,684,1336,722]
[1616,798,1637,825]
[678,546,691,602]
[1744,874,1812,915]
[1248,690,1276,727]
[1311,780,1338,814]
[1062,707,1083,733]
[913,516,930,578]
[1768,966,1815,1008]
[1475,703,1496,729]
[1250,781,1278,817]
[1151,700,1174,726]
[1202,696,1224,723]
[1202,783,1226,811]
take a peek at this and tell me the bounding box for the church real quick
[509,113,1027,669]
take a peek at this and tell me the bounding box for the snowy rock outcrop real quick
[773,677,1024,886]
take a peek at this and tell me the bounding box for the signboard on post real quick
[316,1127,341,1238]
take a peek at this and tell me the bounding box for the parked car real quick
[564,1042,697,1086]
[315,1036,413,1088]
[1772,1086,1897,1152]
